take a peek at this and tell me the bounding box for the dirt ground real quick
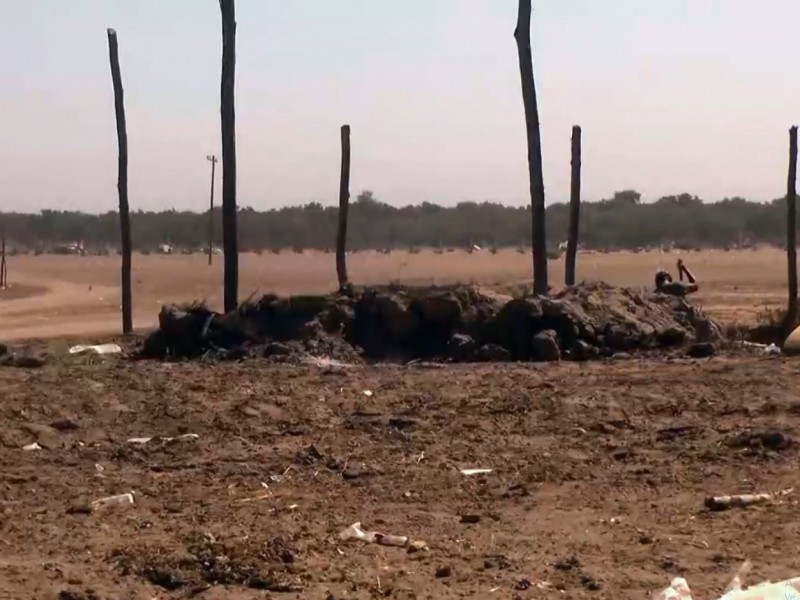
[0,248,789,341]
[2,352,800,599]
[1,249,798,599]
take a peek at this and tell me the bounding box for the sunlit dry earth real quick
[0,247,787,340]
[0,247,796,599]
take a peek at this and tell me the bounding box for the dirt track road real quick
[1,353,799,598]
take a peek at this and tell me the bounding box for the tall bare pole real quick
[0,235,7,289]
[219,0,238,311]
[336,125,351,290]
[565,125,582,286]
[514,0,548,295]
[785,125,798,334]
[206,154,217,266]
[107,28,133,334]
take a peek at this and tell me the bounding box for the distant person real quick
[655,258,698,296]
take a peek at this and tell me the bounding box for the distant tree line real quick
[0,190,795,252]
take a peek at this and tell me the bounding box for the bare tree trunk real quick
[565,125,581,286]
[514,0,548,295]
[219,0,238,311]
[785,125,799,334]
[1,235,6,289]
[207,155,217,266]
[107,28,133,334]
[336,124,351,290]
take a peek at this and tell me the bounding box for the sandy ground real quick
[2,353,800,599]
[0,248,789,341]
[0,248,797,599]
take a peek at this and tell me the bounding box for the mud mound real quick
[141,282,720,362]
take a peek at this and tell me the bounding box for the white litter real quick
[339,522,409,547]
[363,390,374,397]
[22,442,42,452]
[654,561,800,600]
[69,344,123,356]
[91,492,135,512]
[127,433,199,445]
[460,468,493,476]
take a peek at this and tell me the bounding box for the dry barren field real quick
[0,248,789,341]
[1,248,799,600]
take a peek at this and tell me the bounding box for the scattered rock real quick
[460,514,481,524]
[728,429,792,452]
[263,342,293,357]
[554,556,581,571]
[435,566,452,578]
[388,417,419,430]
[66,500,92,515]
[657,326,686,347]
[570,339,598,361]
[532,329,561,362]
[145,568,185,591]
[342,462,370,480]
[51,418,80,432]
[447,333,477,362]
[475,344,511,362]
[687,342,716,358]
[140,282,720,364]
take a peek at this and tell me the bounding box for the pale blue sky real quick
[0,1,798,213]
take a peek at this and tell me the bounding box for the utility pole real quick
[207,154,217,266]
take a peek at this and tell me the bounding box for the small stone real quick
[51,418,80,432]
[687,342,716,358]
[342,462,370,480]
[532,330,561,362]
[435,566,452,578]
[460,514,481,524]
[407,540,428,553]
[66,500,92,515]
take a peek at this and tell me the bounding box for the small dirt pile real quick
[140,282,721,363]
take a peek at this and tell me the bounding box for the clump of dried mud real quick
[141,282,721,363]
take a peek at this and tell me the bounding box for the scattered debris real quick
[22,442,42,452]
[460,468,493,476]
[338,521,420,549]
[705,488,793,511]
[363,390,373,397]
[127,433,199,445]
[69,344,123,356]
[91,492,135,512]
[655,561,800,600]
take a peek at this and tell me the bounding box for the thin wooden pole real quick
[207,154,217,266]
[1,236,7,289]
[785,125,798,334]
[336,125,351,290]
[514,0,548,295]
[565,125,582,286]
[219,0,238,311]
[107,28,133,334]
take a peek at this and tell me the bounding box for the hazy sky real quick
[1,1,798,213]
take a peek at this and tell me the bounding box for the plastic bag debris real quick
[69,344,123,356]
[91,492,135,512]
[654,561,800,600]
[339,522,410,548]
[127,433,199,445]
[460,468,493,476]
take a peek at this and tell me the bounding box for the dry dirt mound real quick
[141,282,721,363]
